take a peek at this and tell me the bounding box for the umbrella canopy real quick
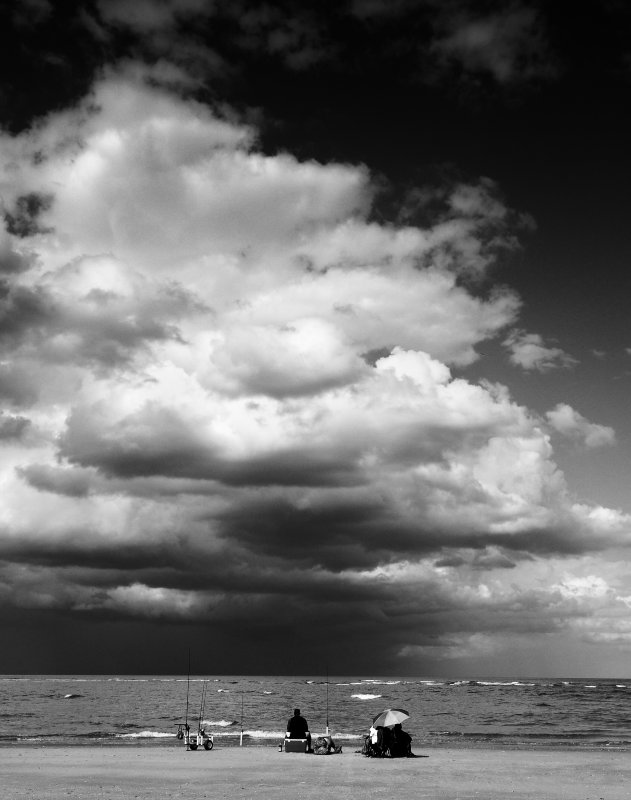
[372,708,410,728]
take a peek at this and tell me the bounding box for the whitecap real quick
[477,681,535,687]
[203,719,236,727]
[116,731,173,739]
[349,679,400,686]
[351,693,382,700]
[363,679,400,685]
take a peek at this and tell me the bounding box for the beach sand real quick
[1,745,629,799]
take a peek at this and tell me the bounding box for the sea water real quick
[1,675,630,750]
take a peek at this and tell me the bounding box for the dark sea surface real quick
[1,676,630,751]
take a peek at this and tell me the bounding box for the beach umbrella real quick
[372,708,410,728]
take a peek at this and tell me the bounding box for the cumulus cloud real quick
[0,65,628,673]
[504,329,578,371]
[546,403,616,448]
[430,3,557,84]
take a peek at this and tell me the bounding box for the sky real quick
[1,0,631,677]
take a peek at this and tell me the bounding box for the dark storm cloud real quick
[217,494,397,571]
[0,533,364,601]
[219,492,628,575]
[0,529,590,675]
[0,536,182,573]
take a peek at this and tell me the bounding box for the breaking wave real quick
[202,719,237,727]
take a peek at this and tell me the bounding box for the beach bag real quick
[313,736,330,755]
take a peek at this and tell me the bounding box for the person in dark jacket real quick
[286,708,312,751]
[390,722,414,757]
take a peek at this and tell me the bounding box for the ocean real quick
[1,675,630,751]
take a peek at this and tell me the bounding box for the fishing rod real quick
[240,692,244,747]
[185,649,191,750]
[198,680,208,733]
[325,665,330,736]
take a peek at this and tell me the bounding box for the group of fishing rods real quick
[176,655,330,753]
[176,652,247,751]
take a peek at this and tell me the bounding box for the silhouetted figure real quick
[390,722,414,757]
[286,708,312,751]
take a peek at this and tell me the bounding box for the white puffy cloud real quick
[504,329,578,372]
[546,403,616,448]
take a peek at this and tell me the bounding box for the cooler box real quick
[284,738,308,753]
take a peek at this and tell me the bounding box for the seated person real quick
[286,708,312,751]
[366,724,390,756]
[390,722,413,757]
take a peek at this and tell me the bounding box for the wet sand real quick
[1,745,629,799]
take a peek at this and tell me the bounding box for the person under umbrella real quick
[390,722,414,757]
[369,708,417,757]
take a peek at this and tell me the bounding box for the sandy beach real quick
[1,746,629,800]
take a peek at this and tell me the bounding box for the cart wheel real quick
[204,739,213,750]
[189,742,198,750]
